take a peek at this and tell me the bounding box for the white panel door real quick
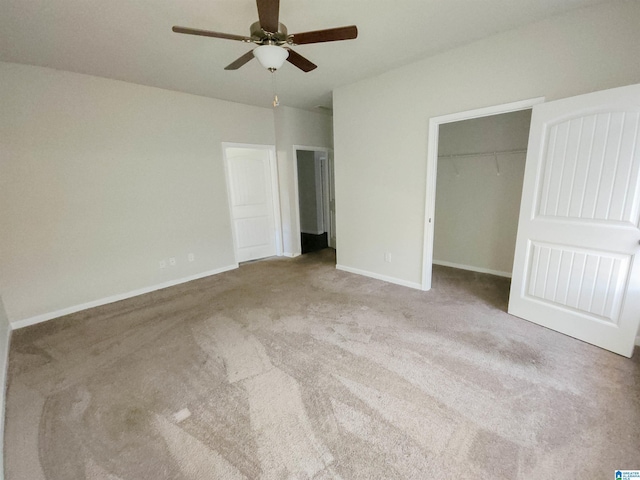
[224,146,279,263]
[509,84,640,357]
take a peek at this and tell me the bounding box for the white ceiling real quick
[0,0,611,111]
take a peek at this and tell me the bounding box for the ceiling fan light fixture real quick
[253,45,289,71]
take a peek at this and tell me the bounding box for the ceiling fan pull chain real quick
[272,71,280,107]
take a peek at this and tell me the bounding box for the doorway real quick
[423,84,640,357]
[223,143,282,263]
[422,97,544,290]
[294,147,334,254]
[433,109,532,280]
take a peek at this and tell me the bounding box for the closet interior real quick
[433,109,532,277]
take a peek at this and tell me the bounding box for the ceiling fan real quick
[172,0,358,72]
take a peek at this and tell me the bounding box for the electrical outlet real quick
[159,260,167,269]
[169,257,176,266]
[384,252,392,263]
[188,253,195,262]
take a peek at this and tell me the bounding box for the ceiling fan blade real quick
[256,0,279,33]
[289,25,358,45]
[285,48,317,72]
[172,26,251,42]
[224,50,256,70]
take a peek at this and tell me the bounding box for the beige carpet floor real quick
[5,249,640,479]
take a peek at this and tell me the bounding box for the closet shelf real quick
[438,148,526,160]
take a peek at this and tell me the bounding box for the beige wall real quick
[334,0,640,286]
[274,106,332,256]
[0,62,276,323]
[434,110,531,276]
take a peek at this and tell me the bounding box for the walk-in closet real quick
[433,109,532,277]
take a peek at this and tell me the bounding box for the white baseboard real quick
[10,264,239,330]
[432,260,512,278]
[283,252,301,258]
[336,264,422,290]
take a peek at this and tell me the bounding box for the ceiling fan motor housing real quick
[249,21,290,45]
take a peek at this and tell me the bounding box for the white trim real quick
[327,152,336,249]
[432,260,512,278]
[283,252,301,258]
[0,326,11,478]
[10,264,238,330]
[314,154,325,235]
[635,336,640,347]
[336,264,422,290]
[421,97,545,291]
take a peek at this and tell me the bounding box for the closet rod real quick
[438,148,527,160]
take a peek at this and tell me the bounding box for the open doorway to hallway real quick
[295,148,334,254]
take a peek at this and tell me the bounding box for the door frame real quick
[221,142,283,262]
[421,97,545,291]
[292,145,332,254]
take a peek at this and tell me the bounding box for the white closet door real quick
[224,146,279,263]
[509,83,640,357]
